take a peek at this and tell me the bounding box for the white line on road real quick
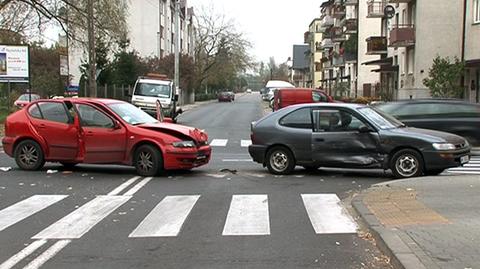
[222,159,252,162]
[302,194,357,234]
[129,195,200,237]
[0,195,68,232]
[33,195,130,239]
[222,195,270,236]
[447,167,480,171]
[23,240,71,269]
[0,240,47,269]
[123,177,153,196]
[210,139,228,147]
[241,140,252,147]
[107,176,141,196]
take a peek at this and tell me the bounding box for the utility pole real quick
[87,0,97,97]
[174,0,180,104]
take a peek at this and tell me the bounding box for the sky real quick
[188,0,323,64]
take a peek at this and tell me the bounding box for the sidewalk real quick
[352,174,480,269]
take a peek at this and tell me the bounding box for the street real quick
[0,93,396,269]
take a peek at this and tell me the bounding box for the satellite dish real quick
[384,5,395,19]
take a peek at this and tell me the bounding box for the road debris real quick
[47,170,58,174]
[0,167,12,172]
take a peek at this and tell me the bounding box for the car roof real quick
[381,98,479,105]
[288,102,366,109]
[35,98,126,105]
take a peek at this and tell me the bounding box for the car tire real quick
[60,162,78,169]
[266,146,295,175]
[14,140,45,171]
[425,169,444,176]
[390,149,424,179]
[134,144,163,177]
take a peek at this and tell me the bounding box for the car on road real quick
[261,80,295,101]
[373,99,480,146]
[218,91,235,102]
[2,98,211,176]
[249,103,470,178]
[272,88,334,111]
[14,93,41,108]
[246,89,252,93]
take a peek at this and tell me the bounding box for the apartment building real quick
[465,0,480,103]
[291,44,310,87]
[318,0,380,98]
[68,0,196,86]
[304,18,324,89]
[363,0,464,100]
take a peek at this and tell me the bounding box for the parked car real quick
[374,99,480,146]
[218,91,235,102]
[14,93,41,108]
[272,88,334,111]
[261,80,295,101]
[249,103,470,178]
[2,98,211,176]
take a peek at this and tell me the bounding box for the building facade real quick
[304,18,324,89]
[292,44,310,87]
[465,0,480,103]
[68,0,196,86]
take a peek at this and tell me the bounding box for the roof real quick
[57,98,126,105]
[292,45,310,69]
[288,102,366,110]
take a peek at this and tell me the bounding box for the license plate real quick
[460,155,469,164]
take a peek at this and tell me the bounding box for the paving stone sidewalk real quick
[353,175,480,269]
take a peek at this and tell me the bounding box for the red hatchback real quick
[2,98,212,176]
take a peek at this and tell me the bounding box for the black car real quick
[374,99,480,146]
[248,103,470,178]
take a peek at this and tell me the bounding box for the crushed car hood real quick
[137,123,208,143]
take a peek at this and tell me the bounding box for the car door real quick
[277,107,314,162]
[311,108,382,168]
[75,103,127,163]
[29,101,79,160]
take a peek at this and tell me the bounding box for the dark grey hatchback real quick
[248,103,471,178]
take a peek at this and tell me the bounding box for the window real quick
[312,109,366,132]
[279,108,312,129]
[37,102,69,124]
[76,104,114,128]
[312,91,327,102]
[28,104,42,119]
[475,0,480,23]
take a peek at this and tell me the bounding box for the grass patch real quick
[0,109,9,124]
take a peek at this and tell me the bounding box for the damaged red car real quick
[1,98,211,176]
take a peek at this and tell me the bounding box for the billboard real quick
[0,45,29,82]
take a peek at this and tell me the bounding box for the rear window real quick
[37,102,69,124]
[279,108,312,129]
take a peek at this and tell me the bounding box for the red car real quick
[218,91,235,102]
[14,93,41,108]
[2,98,212,176]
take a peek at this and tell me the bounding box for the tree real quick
[423,56,465,98]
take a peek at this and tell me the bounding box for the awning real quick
[362,57,393,66]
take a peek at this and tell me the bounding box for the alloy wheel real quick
[137,151,154,173]
[395,154,418,178]
[270,151,289,172]
[19,144,39,167]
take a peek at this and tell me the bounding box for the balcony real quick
[389,24,415,47]
[323,60,333,70]
[316,42,323,52]
[331,27,347,42]
[321,38,334,49]
[367,0,386,18]
[344,0,358,5]
[333,56,345,67]
[344,51,357,63]
[322,16,334,28]
[332,6,346,19]
[334,0,344,5]
[344,19,357,34]
[366,36,388,54]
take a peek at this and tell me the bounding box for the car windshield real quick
[135,83,171,98]
[358,106,405,130]
[18,94,40,101]
[108,102,158,125]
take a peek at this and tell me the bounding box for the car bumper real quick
[423,148,471,170]
[1,137,14,157]
[164,145,212,170]
[248,144,267,164]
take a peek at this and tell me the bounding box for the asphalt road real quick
[0,93,392,269]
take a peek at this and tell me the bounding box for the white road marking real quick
[241,140,252,147]
[302,194,357,234]
[0,195,68,232]
[123,177,153,196]
[129,195,200,237]
[210,139,228,147]
[447,167,480,171]
[222,159,252,162]
[222,195,270,236]
[23,240,71,269]
[33,195,130,239]
[107,176,141,196]
[0,240,47,269]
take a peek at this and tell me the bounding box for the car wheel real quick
[390,149,424,179]
[425,169,444,176]
[134,144,163,177]
[60,162,78,169]
[14,140,45,171]
[266,146,295,175]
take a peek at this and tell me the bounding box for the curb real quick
[351,192,433,269]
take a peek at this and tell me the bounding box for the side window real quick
[28,104,42,119]
[37,102,69,124]
[279,108,312,129]
[312,109,366,132]
[76,104,114,128]
[312,91,327,102]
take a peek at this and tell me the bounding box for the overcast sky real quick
[188,0,323,65]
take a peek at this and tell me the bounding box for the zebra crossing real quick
[210,139,251,148]
[446,155,480,175]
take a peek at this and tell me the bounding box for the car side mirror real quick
[358,126,373,133]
